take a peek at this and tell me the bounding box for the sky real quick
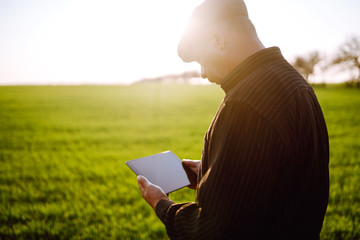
[0,0,359,85]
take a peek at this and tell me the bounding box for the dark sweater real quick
[156,47,329,240]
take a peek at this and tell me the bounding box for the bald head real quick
[178,0,254,62]
[177,0,264,83]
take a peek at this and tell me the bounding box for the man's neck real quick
[234,37,265,68]
[219,37,265,85]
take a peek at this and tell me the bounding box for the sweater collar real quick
[220,47,283,94]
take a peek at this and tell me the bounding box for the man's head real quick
[178,0,264,83]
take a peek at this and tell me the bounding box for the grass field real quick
[0,83,359,239]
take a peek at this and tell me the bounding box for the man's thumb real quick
[137,175,149,190]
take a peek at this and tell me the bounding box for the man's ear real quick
[207,27,225,52]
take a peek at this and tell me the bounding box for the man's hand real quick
[137,175,169,209]
[182,159,200,190]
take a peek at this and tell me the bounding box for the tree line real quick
[292,36,360,88]
[136,36,359,87]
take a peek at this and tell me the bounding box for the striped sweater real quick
[155,47,329,240]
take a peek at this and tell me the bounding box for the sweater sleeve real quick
[155,100,284,239]
[155,200,220,240]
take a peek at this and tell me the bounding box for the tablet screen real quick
[126,151,191,194]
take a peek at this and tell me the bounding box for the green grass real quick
[0,83,359,239]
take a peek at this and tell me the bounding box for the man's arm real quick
[138,101,283,239]
[137,160,220,239]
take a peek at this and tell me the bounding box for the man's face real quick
[192,32,228,84]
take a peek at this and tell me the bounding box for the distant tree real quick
[134,71,201,84]
[333,36,360,87]
[292,51,321,83]
[181,71,200,78]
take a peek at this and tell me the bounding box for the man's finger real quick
[182,159,198,167]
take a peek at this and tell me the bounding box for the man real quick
[137,0,329,239]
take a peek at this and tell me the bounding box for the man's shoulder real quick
[225,60,311,122]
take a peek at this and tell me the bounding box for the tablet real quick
[126,151,194,194]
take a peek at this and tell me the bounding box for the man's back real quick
[198,47,329,239]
